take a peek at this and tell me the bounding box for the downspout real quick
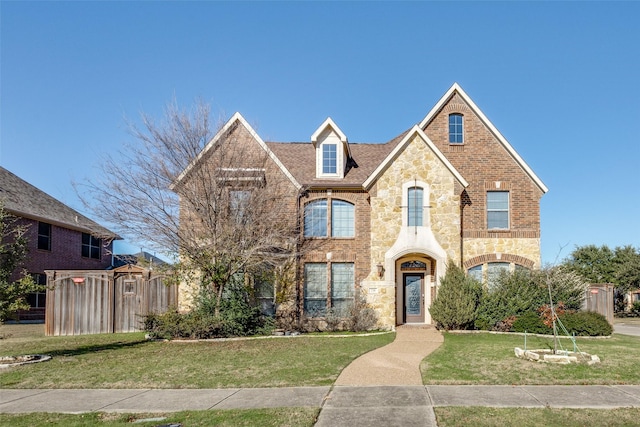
[460,191,464,268]
[296,186,309,322]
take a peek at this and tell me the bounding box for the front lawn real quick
[0,326,394,389]
[422,331,640,385]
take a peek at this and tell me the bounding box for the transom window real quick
[304,262,355,317]
[81,233,101,259]
[37,222,51,251]
[449,113,464,144]
[487,191,509,229]
[322,144,337,174]
[407,187,424,226]
[304,199,354,238]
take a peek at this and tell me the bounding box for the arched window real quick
[304,200,327,237]
[331,200,354,237]
[408,187,423,226]
[449,113,464,144]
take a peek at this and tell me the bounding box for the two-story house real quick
[0,166,120,321]
[177,83,547,329]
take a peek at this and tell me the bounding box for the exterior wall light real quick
[376,263,385,278]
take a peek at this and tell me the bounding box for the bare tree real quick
[80,100,301,316]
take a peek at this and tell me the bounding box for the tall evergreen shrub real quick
[430,262,483,330]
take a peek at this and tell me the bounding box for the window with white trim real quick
[487,191,509,229]
[322,144,337,174]
[449,113,464,144]
[304,200,328,237]
[407,187,424,226]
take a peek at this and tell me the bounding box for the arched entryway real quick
[395,254,436,325]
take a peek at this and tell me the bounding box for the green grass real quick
[422,331,640,385]
[0,326,394,388]
[0,408,319,427]
[434,407,640,427]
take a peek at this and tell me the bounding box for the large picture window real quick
[487,191,509,229]
[81,233,101,259]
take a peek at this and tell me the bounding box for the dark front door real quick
[404,273,424,323]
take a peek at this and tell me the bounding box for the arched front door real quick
[396,257,435,325]
[403,273,424,323]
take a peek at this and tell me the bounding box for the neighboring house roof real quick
[0,166,120,239]
[419,83,549,194]
[112,251,169,269]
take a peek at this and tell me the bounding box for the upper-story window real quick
[322,144,337,174]
[449,113,464,144]
[229,190,251,224]
[331,200,354,237]
[304,199,354,238]
[407,187,424,226]
[82,233,101,259]
[487,191,509,229]
[37,221,51,251]
[304,199,327,237]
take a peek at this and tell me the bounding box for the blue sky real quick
[1,1,638,264]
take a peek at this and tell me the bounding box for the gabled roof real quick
[0,166,120,239]
[362,126,469,190]
[419,83,548,194]
[171,112,301,190]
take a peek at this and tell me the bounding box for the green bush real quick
[144,280,274,339]
[431,262,483,330]
[475,266,588,330]
[512,311,551,334]
[558,311,613,336]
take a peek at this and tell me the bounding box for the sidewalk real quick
[2,385,640,413]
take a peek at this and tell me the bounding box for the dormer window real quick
[312,118,351,179]
[322,144,337,174]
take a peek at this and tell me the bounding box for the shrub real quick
[430,262,483,330]
[475,266,588,330]
[143,280,274,339]
[558,311,613,336]
[346,294,378,332]
[512,311,552,334]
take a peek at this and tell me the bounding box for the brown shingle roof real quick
[0,166,120,239]
[266,128,410,188]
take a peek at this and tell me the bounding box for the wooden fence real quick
[45,265,177,336]
[583,283,614,325]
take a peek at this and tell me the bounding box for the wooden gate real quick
[45,266,177,336]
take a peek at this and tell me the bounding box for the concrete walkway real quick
[335,325,443,386]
